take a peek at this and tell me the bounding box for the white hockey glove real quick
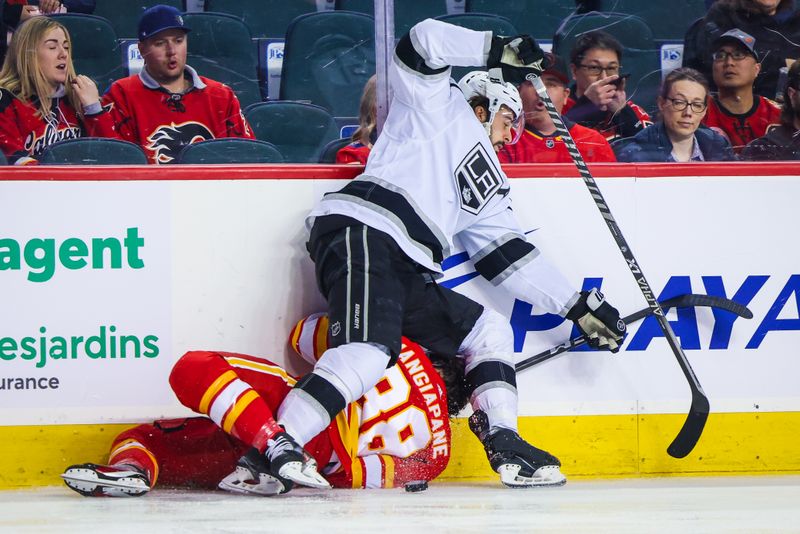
[566,288,626,353]
[487,34,545,85]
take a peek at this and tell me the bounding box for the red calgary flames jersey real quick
[498,122,616,164]
[102,68,254,164]
[702,96,781,153]
[0,88,116,164]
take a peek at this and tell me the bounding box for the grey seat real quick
[177,138,284,164]
[205,0,318,38]
[245,101,340,163]
[39,138,148,165]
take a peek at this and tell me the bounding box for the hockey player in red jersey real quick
[61,314,467,497]
[499,54,616,164]
[0,17,116,164]
[100,5,254,164]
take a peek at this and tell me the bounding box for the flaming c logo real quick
[145,121,213,164]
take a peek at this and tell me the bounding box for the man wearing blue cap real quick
[101,4,254,163]
[702,28,781,153]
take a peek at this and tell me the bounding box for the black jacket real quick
[615,122,735,162]
[684,2,800,99]
[740,124,800,160]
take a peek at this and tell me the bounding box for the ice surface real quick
[1,476,798,533]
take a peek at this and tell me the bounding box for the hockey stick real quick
[515,293,752,373]
[529,74,709,458]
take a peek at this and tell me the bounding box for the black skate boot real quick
[265,431,331,489]
[61,463,150,497]
[469,410,567,488]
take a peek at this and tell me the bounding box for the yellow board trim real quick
[3,412,799,489]
[198,370,237,414]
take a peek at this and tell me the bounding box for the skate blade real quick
[278,461,331,489]
[61,474,149,497]
[218,467,287,496]
[498,464,567,488]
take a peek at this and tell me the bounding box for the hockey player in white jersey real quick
[269,18,627,489]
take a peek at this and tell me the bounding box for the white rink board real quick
[1,175,798,424]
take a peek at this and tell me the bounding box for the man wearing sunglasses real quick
[703,29,781,153]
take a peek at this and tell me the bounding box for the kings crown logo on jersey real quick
[146,121,214,164]
[454,142,503,215]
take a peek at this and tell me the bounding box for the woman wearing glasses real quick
[615,68,735,162]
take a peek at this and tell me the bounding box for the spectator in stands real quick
[336,75,375,165]
[101,4,254,164]
[684,0,800,100]
[564,30,652,143]
[0,16,115,164]
[499,54,616,163]
[703,29,782,152]
[3,0,95,31]
[615,68,735,162]
[741,60,800,159]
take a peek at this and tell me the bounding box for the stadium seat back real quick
[93,0,183,39]
[39,138,148,165]
[49,14,125,94]
[244,101,340,163]
[318,137,352,163]
[280,12,375,117]
[180,13,261,107]
[205,0,318,38]
[177,138,284,163]
[335,0,447,36]
[465,0,581,40]
[553,11,655,56]
[186,56,263,108]
[435,14,519,83]
[596,0,706,40]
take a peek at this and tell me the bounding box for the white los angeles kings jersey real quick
[307,19,577,316]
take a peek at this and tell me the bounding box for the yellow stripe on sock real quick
[290,318,305,356]
[199,370,237,415]
[108,439,160,486]
[222,389,261,433]
[314,315,329,359]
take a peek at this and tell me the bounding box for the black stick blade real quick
[666,394,710,458]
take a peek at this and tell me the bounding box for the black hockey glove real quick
[487,34,545,85]
[566,288,626,353]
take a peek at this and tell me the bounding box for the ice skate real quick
[265,431,331,489]
[61,463,150,497]
[469,410,566,488]
[218,448,294,496]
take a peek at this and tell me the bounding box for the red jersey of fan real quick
[102,66,254,164]
[498,121,616,164]
[336,141,371,164]
[0,88,116,164]
[148,314,451,490]
[702,96,781,153]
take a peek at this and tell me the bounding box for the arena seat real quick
[435,13,519,83]
[92,0,183,39]
[595,0,706,41]
[280,12,375,117]
[39,138,148,165]
[205,0,318,38]
[465,0,581,40]
[181,12,262,108]
[176,138,284,164]
[48,14,125,94]
[244,101,340,163]
[318,137,352,164]
[335,0,447,36]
